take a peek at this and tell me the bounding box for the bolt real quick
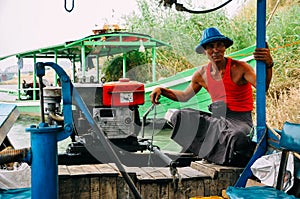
[61,76,68,82]
[64,124,72,132]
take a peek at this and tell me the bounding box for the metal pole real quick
[54,50,58,86]
[38,76,45,123]
[18,66,21,100]
[96,55,99,82]
[81,45,86,77]
[256,0,267,141]
[30,123,59,199]
[152,47,156,82]
[234,0,268,188]
[33,55,37,100]
[123,53,127,78]
[72,57,76,82]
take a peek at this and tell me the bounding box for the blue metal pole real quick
[256,0,267,141]
[234,0,268,187]
[29,123,62,199]
[26,62,74,199]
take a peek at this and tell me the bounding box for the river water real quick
[7,115,181,154]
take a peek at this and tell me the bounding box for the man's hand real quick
[150,87,162,104]
[253,43,273,68]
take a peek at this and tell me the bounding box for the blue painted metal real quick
[26,62,74,199]
[28,123,63,199]
[234,128,267,187]
[234,0,268,187]
[256,0,267,141]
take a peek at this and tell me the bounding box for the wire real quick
[64,0,75,13]
[172,0,233,14]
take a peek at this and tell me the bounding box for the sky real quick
[0,0,246,68]
[0,0,139,66]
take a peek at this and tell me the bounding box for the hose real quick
[0,148,31,165]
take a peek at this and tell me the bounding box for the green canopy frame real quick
[0,32,170,100]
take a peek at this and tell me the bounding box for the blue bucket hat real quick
[195,27,233,54]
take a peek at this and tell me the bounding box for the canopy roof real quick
[0,32,170,61]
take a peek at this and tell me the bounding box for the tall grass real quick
[121,0,300,129]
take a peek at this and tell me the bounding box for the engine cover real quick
[102,78,144,107]
[93,107,140,139]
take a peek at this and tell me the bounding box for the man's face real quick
[204,41,226,63]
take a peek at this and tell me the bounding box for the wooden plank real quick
[90,177,100,198]
[158,182,169,199]
[107,163,120,172]
[139,167,173,198]
[177,167,208,179]
[59,176,91,198]
[217,171,240,194]
[59,178,74,199]
[180,179,203,198]
[99,176,117,198]
[190,161,218,179]
[67,165,87,176]
[95,164,119,176]
[122,166,140,173]
[58,165,70,177]
[185,179,205,199]
[58,163,242,198]
[193,179,205,197]
[202,178,211,196]
[131,167,155,181]
[154,167,173,179]
[156,167,194,199]
[190,161,243,179]
[80,164,101,175]
[139,181,159,199]
[115,165,138,199]
[116,175,136,199]
[74,177,91,198]
[140,167,170,181]
[95,164,118,197]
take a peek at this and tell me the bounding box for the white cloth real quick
[251,152,294,192]
[0,162,31,189]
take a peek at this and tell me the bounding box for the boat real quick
[0,28,259,198]
[0,25,299,198]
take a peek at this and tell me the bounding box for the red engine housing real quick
[102,78,144,107]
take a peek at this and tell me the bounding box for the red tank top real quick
[206,58,253,112]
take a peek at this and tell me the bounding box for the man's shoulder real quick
[230,58,244,64]
[230,58,250,68]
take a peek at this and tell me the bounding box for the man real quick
[150,27,273,166]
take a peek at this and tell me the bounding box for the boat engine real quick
[70,78,147,152]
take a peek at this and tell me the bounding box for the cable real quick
[160,0,233,14]
[64,0,75,13]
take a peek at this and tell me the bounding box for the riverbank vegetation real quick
[104,0,300,129]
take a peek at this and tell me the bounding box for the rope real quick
[266,0,281,26]
[147,105,157,166]
[229,40,300,59]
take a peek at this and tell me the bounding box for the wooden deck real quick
[58,162,244,199]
